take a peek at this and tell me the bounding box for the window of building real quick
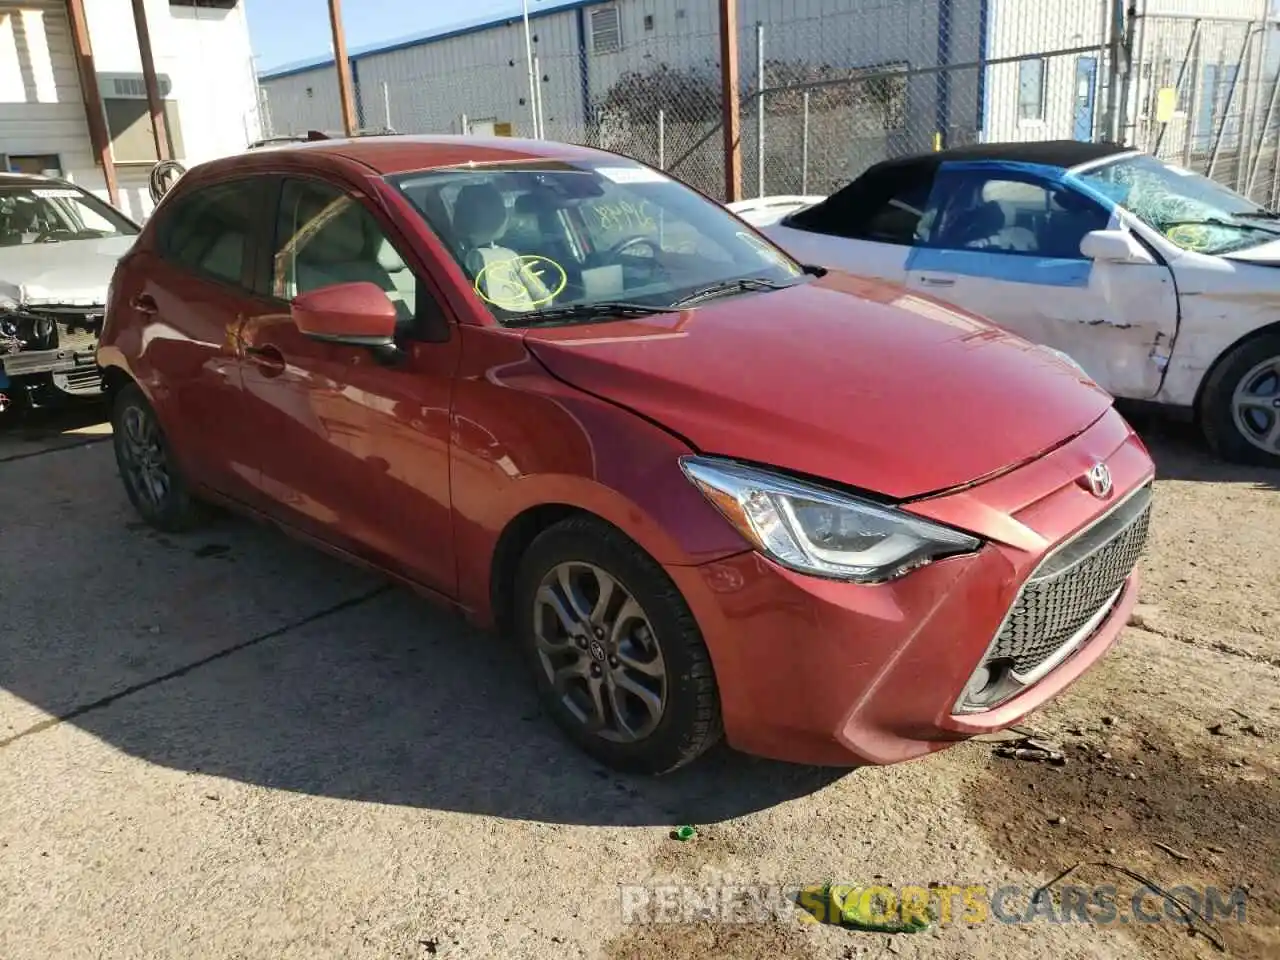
[4,153,62,176]
[102,79,186,165]
[590,6,622,54]
[1017,58,1047,121]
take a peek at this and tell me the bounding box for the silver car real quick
[0,172,140,413]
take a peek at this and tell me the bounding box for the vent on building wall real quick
[103,74,174,98]
[590,6,621,54]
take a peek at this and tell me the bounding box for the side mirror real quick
[291,281,398,349]
[1080,229,1153,265]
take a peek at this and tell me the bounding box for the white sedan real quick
[731,141,1280,467]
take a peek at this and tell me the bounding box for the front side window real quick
[388,159,804,324]
[926,173,1109,258]
[1018,58,1047,121]
[272,178,419,323]
[157,180,253,285]
[0,182,138,247]
[1077,153,1280,256]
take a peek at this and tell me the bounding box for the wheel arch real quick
[1192,318,1280,416]
[488,502,587,639]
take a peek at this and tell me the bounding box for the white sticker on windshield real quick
[32,188,81,198]
[595,165,668,184]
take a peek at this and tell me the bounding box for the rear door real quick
[904,163,1179,399]
[120,177,264,502]
[760,165,935,283]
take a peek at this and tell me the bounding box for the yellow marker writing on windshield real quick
[473,254,568,310]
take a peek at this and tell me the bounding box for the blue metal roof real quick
[259,0,608,81]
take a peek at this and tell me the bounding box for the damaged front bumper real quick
[0,303,106,398]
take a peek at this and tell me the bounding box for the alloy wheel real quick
[532,562,668,743]
[1231,355,1280,456]
[118,404,171,510]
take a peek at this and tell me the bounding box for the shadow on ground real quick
[1120,407,1280,491]
[0,445,846,827]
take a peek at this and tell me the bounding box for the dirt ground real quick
[0,405,1276,960]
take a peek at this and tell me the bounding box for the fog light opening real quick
[961,658,1020,712]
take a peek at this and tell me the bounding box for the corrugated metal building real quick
[258,0,1269,197]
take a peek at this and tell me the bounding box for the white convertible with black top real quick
[731,141,1280,468]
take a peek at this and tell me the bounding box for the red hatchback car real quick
[97,136,1154,774]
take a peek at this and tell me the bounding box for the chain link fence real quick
[1133,11,1278,205]
[257,0,1278,203]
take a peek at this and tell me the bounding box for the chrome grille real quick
[991,484,1152,678]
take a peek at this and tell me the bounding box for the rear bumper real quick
[668,407,1154,767]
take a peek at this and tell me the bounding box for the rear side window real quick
[788,166,935,244]
[155,180,255,286]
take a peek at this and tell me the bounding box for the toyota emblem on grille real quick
[1083,462,1113,499]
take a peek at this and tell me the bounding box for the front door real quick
[1073,57,1098,142]
[904,164,1179,400]
[237,175,460,595]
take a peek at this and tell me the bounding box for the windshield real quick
[387,159,805,323]
[1077,153,1280,256]
[0,183,138,247]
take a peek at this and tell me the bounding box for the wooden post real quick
[129,0,170,161]
[328,0,357,136]
[65,0,119,206]
[719,0,742,202]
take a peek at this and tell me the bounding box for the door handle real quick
[130,293,158,315]
[244,343,286,377]
[917,276,956,287]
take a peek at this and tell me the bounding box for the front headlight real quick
[680,456,981,583]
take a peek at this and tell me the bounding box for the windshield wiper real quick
[503,301,672,327]
[1233,210,1280,220]
[670,276,794,308]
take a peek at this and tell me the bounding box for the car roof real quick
[867,140,1132,177]
[211,134,621,177]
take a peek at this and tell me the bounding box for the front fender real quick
[448,342,753,620]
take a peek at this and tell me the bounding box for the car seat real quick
[450,182,551,311]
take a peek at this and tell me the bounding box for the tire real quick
[1199,332,1280,468]
[513,515,723,775]
[111,383,208,532]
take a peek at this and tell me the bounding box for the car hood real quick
[0,235,135,306]
[522,272,1114,499]
[1220,237,1280,266]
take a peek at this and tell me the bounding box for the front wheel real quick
[1200,333,1280,468]
[513,516,723,775]
[111,383,209,531]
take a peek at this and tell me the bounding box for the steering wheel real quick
[605,235,667,280]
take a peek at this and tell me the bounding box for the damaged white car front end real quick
[731,149,1280,467]
[0,175,140,412]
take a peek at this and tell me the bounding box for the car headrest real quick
[949,200,1005,241]
[513,192,549,217]
[453,183,508,245]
